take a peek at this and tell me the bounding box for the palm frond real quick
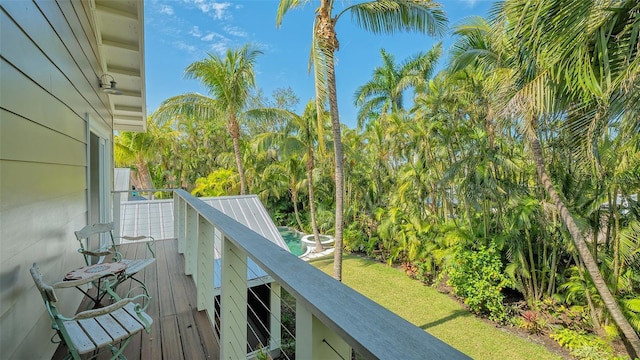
[276,0,308,27]
[344,0,447,37]
[310,20,332,151]
[153,93,220,126]
[620,221,640,270]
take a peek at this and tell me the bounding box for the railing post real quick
[175,194,186,254]
[220,235,247,360]
[185,206,197,276]
[312,314,351,360]
[197,215,215,318]
[296,300,350,360]
[112,192,121,240]
[296,299,313,359]
[269,283,282,358]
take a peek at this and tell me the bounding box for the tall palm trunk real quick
[328,52,344,281]
[135,157,154,191]
[527,126,640,358]
[229,114,246,195]
[307,149,323,252]
[317,1,344,281]
[525,228,539,301]
[315,0,344,281]
[291,186,304,231]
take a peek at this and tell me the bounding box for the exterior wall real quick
[0,1,113,358]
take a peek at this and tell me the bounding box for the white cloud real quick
[209,2,231,19]
[174,41,198,54]
[223,25,247,38]
[209,42,228,54]
[462,0,478,7]
[189,26,202,37]
[193,31,226,42]
[184,0,231,19]
[201,33,216,41]
[159,4,174,15]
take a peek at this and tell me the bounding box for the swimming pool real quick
[278,227,306,256]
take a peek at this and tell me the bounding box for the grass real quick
[310,254,563,360]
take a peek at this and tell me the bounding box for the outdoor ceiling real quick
[93,0,146,132]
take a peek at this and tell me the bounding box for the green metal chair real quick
[30,263,152,360]
[74,222,156,305]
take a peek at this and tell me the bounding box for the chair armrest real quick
[72,298,131,319]
[120,235,152,242]
[78,247,121,262]
[79,248,113,257]
[105,277,152,314]
[120,235,156,258]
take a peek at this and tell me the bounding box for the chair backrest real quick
[74,222,115,242]
[30,263,58,304]
[74,223,118,264]
[30,263,65,330]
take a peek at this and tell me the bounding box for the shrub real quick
[344,222,368,253]
[447,244,510,322]
[550,328,615,360]
[402,258,435,284]
[520,310,547,335]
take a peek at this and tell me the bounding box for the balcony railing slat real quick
[296,298,313,359]
[269,283,282,357]
[197,216,215,313]
[176,196,186,254]
[220,235,248,359]
[185,206,197,277]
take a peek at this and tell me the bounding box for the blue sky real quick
[144,0,494,129]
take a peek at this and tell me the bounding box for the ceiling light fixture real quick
[99,74,123,95]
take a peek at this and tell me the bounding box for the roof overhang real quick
[92,0,146,132]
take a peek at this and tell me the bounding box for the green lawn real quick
[310,254,563,360]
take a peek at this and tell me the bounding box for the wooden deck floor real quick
[52,239,220,360]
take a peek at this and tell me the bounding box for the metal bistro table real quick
[54,262,127,308]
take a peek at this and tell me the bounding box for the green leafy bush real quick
[447,244,510,322]
[343,222,368,253]
[550,328,615,360]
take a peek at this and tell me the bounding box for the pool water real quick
[279,228,305,256]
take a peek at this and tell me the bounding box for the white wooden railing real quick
[172,189,469,359]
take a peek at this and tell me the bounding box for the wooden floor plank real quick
[50,239,219,360]
[172,240,209,359]
[164,238,208,359]
[194,308,221,359]
[141,241,162,360]
[155,240,184,360]
[157,240,177,318]
[160,315,184,360]
[119,242,146,360]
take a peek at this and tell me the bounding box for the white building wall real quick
[0,1,114,358]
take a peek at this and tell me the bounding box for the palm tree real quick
[277,0,447,281]
[353,43,442,128]
[155,44,262,195]
[114,117,168,191]
[451,2,640,355]
[248,101,328,252]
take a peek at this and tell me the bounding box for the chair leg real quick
[108,336,133,360]
[57,329,83,360]
[65,349,82,360]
